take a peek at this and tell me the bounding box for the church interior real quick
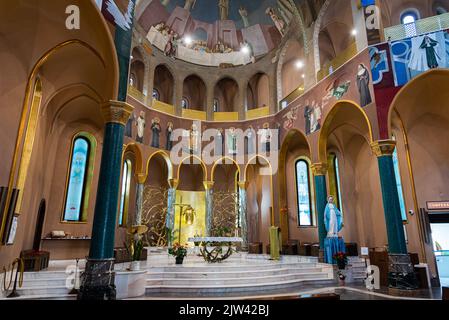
[1,0,449,302]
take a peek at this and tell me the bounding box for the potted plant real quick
[169,242,188,265]
[333,252,348,270]
[125,225,148,271]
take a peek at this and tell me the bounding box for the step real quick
[145,277,335,295]
[11,286,74,297]
[146,267,324,279]
[147,272,329,286]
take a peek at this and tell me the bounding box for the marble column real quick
[311,163,328,252]
[174,76,184,117]
[203,181,214,237]
[134,174,146,226]
[206,82,215,121]
[78,101,133,300]
[238,181,249,250]
[237,81,247,120]
[166,178,179,247]
[371,140,418,290]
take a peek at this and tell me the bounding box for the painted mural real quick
[389,30,449,86]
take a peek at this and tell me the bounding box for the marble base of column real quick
[387,254,419,290]
[77,258,116,300]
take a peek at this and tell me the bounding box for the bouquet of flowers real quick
[333,251,348,269]
[168,242,188,259]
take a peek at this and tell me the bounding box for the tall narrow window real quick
[328,153,343,213]
[63,137,90,221]
[392,145,407,221]
[401,10,419,37]
[295,159,313,226]
[62,132,96,222]
[118,159,132,226]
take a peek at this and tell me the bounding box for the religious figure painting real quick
[245,126,256,155]
[304,101,323,136]
[283,105,298,130]
[258,123,272,153]
[215,128,224,157]
[135,111,146,144]
[389,30,449,86]
[189,124,200,153]
[166,121,174,151]
[151,117,161,148]
[356,64,372,107]
[227,127,237,155]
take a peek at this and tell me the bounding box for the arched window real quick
[152,88,160,101]
[182,97,189,109]
[436,7,447,15]
[118,159,132,226]
[295,159,313,226]
[62,133,97,222]
[328,153,343,213]
[401,10,420,37]
[392,136,407,221]
[213,99,219,112]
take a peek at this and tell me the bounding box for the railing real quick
[213,112,240,122]
[152,100,175,115]
[246,106,270,120]
[384,12,449,42]
[128,85,147,104]
[317,42,358,82]
[182,108,207,121]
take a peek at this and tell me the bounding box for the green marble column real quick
[204,181,214,237]
[312,163,328,249]
[372,140,417,290]
[78,101,133,300]
[371,141,407,254]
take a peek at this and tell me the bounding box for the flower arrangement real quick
[168,242,188,259]
[333,251,348,269]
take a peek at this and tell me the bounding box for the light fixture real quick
[295,60,304,69]
[351,29,357,36]
[184,36,193,45]
[241,45,250,54]
[301,74,305,79]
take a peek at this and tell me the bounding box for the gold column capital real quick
[238,181,249,190]
[168,178,179,189]
[135,173,147,184]
[371,140,396,157]
[101,100,134,125]
[203,181,215,190]
[311,163,328,176]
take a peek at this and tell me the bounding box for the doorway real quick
[428,212,449,287]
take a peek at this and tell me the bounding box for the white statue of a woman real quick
[324,196,343,238]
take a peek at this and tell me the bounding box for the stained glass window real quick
[334,156,343,213]
[295,159,313,226]
[393,147,407,221]
[63,137,90,221]
[118,159,132,226]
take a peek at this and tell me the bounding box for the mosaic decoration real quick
[142,186,168,247]
[211,191,239,236]
[390,30,449,86]
[369,46,389,85]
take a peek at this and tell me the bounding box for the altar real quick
[188,237,243,263]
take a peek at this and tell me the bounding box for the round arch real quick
[211,156,241,182]
[177,155,208,181]
[123,143,144,176]
[318,100,374,163]
[146,150,174,180]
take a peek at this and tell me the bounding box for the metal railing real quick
[384,12,449,42]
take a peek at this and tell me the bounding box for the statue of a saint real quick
[324,196,343,238]
[239,6,250,28]
[184,0,196,11]
[136,111,146,144]
[218,0,229,21]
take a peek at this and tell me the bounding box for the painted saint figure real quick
[151,117,161,148]
[304,103,312,135]
[215,128,223,157]
[420,35,440,69]
[356,64,373,107]
[245,126,255,155]
[189,124,200,153]
[324,196,343,238]
[136,111,146,144]
[227,127,237,155]
[259,123,272,153]
[166,121,174,151]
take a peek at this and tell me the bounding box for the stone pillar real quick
[311,163,328,253]
[350,0,369,52]
[134,174,146,226]
[166,178,179,247]
[237,81,247,120]
[173,76,184,116]
[206,82,215,121]
[146,64,156,107]
[371,140,418,290]
[238,181,249,250]
[203,181,214,237]
[78,100,133,300]
[268,71,278,114]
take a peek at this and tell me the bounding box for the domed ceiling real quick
[138,0,302,63]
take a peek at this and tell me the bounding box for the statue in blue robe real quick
[324,196,343,237]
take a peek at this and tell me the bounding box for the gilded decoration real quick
[101,100,134,125]
[371,140,397,157]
